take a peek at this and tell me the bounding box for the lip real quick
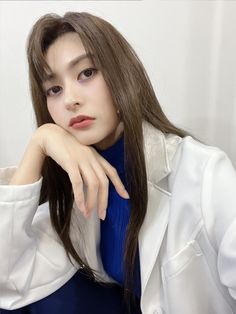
[69,115,95,129]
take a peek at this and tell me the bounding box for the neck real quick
[93,121,124,150]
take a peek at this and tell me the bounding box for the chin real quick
[74,134,104,147]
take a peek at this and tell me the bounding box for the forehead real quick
[45,32,86,65]
[43,32,94,83]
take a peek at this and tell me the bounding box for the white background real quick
[0,0,236,167]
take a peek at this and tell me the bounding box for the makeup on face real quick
[45,32,122,149]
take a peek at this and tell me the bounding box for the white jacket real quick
[0,121,236,314]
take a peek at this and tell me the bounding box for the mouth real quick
[69,115,95,129]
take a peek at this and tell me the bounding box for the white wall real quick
[0,0,236,167]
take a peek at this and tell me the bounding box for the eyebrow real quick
[43,53,94,82]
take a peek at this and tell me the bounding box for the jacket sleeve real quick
[0,167,77,310]
[201,151,236,300]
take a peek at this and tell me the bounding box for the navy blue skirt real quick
[0,270,141,313]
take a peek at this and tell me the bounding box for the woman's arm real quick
[201,150,236,299]
[0,123,128,309]
[0,169,77,310]
[10,123,129,219]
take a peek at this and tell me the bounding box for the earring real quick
[117,109,120,116]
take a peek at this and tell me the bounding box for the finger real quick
[67,166,87,217]
[96,155,130,199]
[79,167,99,216]
[91,163,109,220]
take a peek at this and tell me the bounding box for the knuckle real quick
[67,163,78,175]
[73,189,83,201]
[71,177,83,187]
[109,166,118,177]
[75,189,85,200]
[100,177,109,187]
[87,179,99,189]
[64,154,76,166]
[75,195,84,207]
[76,179,83,187]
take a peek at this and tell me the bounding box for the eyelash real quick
[46,68,97,97]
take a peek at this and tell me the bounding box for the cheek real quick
[97,86,117,117]
[46,105,52,117]
[103,107,119,127]
[95,76,114,105]
[46,100,53,114]
[47,101,60,122]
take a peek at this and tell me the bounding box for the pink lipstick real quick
[69,115,95,129]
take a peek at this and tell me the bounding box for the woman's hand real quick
[11,123,129,220]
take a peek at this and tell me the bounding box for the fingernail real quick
[123,190,130,199]
[100,210,106,221]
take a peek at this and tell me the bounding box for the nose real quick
[64,82,81,110]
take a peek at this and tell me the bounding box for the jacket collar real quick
[142,120,181,187]
[139,121,181,299]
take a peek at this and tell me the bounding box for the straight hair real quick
[27,11,190,305]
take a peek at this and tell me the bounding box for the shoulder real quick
[169,135,236,198]
[167,134,227,195]
[173,135,236,189]
[168,134,235,211]
[177,135,225,160]
[170,135,231,176]
[169,135,236,243]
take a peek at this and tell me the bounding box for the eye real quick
[78,68,97,81]
[46,86,61,97]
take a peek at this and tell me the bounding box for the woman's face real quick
[42,32,124,150]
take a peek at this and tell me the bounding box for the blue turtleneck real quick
[95,134,141,298]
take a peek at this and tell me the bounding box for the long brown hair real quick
[27,11,190,301]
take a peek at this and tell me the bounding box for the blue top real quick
[96,134,141,298]
[1,269,141,313]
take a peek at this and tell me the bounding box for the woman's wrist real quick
[9,131,46,185]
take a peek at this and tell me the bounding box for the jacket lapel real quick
[139,186,170,295]
[139,121,181,295]
[74,121,181,289]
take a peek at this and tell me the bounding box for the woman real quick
[0,12,236,314]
